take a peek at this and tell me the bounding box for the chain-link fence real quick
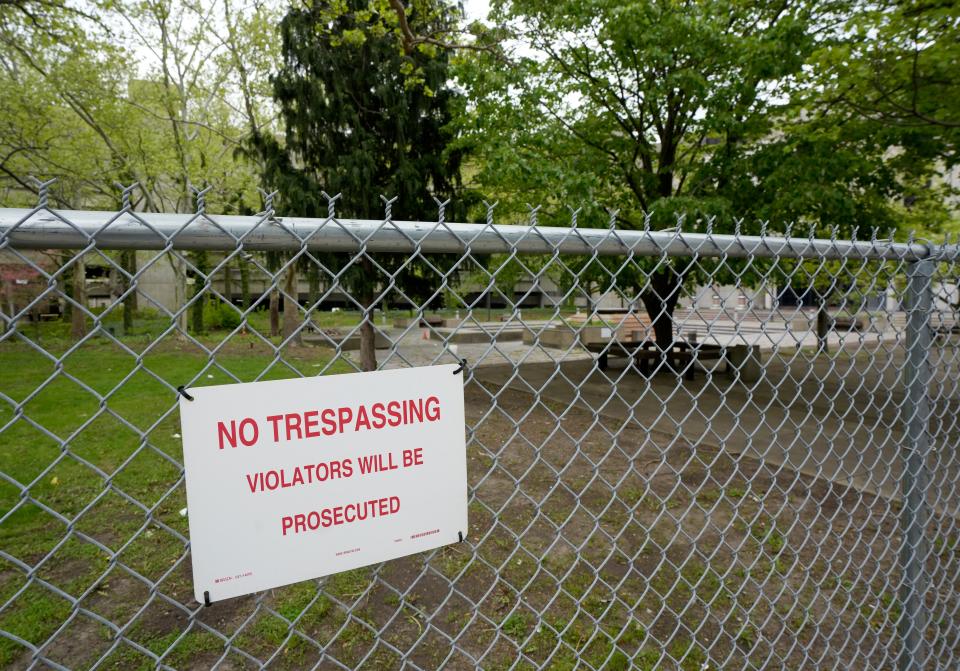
[1,189,959,670]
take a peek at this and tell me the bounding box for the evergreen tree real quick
[254,0,468,369]
[257,0,465,220]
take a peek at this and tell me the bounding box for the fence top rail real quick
[0,207,954,261]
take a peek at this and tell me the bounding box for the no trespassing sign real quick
[178,364,468,603]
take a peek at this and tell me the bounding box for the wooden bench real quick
[832,315,865,332]
[584,338,725,380]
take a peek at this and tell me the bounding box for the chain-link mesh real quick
[1,191,959,670]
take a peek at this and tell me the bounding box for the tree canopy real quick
[0,0,955,240]
[812,0,960,168]
[255,0,467,220]
[450,0,959,347]
[0,0,957,354]
[454,0,944,230]
[0,0,279,212]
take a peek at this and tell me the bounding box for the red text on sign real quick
[217,418,259,449]
[245,458,353,493]
[281,496,401,536]
[264,396,441,443]
[358,451,397,474]
[402,448,424,467]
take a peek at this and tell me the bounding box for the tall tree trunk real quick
[307,260,320,332]
[640,269,683,370]
[166,255,189,336]
[359,258,377,371]
[816,301,830,353]
[222,254,233,307]
[121,250,137,334]
[267,252,280,337]
[71,255,87,339]
[190,251,208,334]
[359,316,377,371]
[307,260,320,308]
[282,261,300,343]
[269,288,280,337]
[658,171,673,199]
[5,286,15,333]
[240,257,250,309]
[60,252,72,323]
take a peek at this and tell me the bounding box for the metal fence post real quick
[899,257,934,671]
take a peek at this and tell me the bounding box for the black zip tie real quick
[204,590,211,607]
[177,386,194,401]
[458,531,464,542]
[453,358,467,375]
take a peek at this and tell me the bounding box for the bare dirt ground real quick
[475,340,960,507]
[12,371,960,670]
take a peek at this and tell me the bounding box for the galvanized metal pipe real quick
[899,258,934,671]
[0,208,950,261]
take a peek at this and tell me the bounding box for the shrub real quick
[204,301,242,330]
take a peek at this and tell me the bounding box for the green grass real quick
[12,304,581,345]
[0,331,351,667]
[501,612,531,640]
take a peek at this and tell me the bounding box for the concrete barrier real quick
[393,316,445,328]
[579,325,614,346]
[522,327,577,348]
[726,344,761,382]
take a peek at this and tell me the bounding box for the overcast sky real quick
[463,0,491,23]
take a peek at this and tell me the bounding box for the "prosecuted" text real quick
[280,496,401,536]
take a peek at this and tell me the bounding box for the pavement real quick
[341,320,960,509]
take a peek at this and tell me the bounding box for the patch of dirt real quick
[4,371,958,670]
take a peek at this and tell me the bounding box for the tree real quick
[0,0,132,208]
[0,0,277,213]
[456,0,945,358]
[0,0,283,339]
[811,0,960,169]
[256,0,468,370]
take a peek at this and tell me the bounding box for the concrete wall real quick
[134,251,182,313]
[685,285,768,311]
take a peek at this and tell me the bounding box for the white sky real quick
[463,0,492,23]
[125,0,495,75]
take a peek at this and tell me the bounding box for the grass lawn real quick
[10,305,582,351]
[0,329,354,669]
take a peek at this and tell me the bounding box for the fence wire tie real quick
[177,386,195,401]
[453,358,467,375]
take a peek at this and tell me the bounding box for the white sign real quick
[178,364,467,603]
